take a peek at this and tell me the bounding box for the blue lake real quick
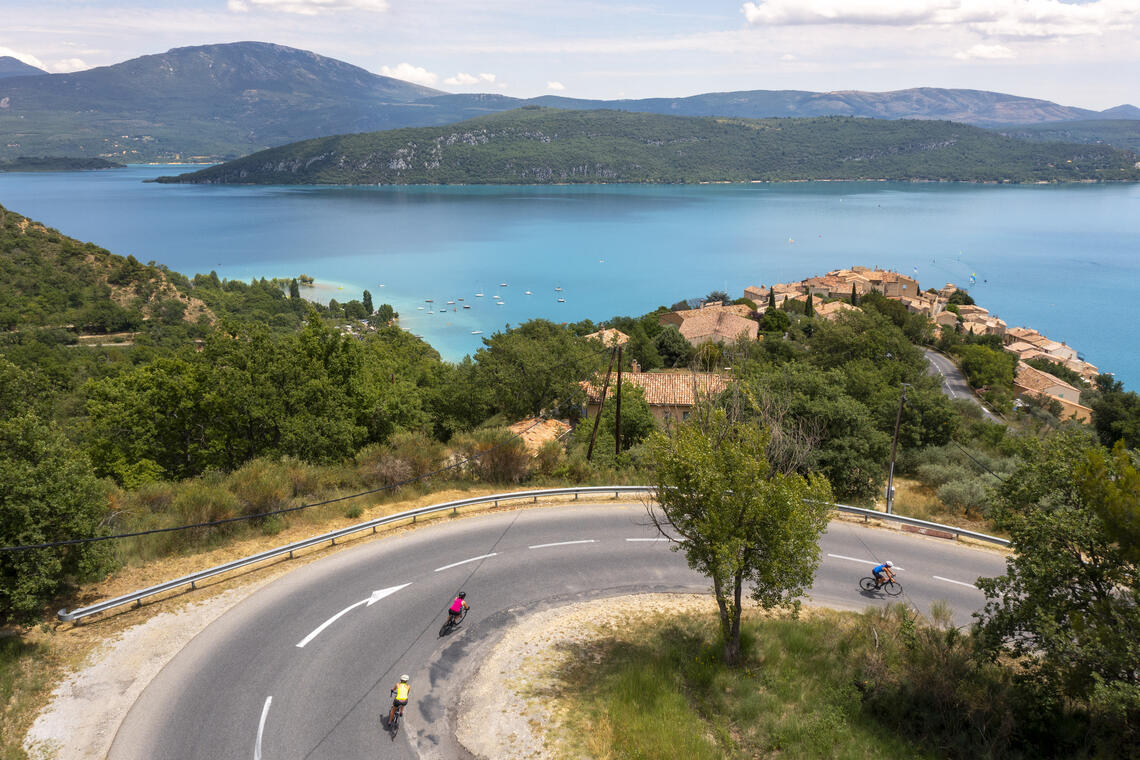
[2,165,1138,387]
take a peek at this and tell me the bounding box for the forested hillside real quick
[159,108,1140,186]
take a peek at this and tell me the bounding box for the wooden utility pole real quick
[587,347,617,461]
[885,383,909,514]
[615,346,623,457]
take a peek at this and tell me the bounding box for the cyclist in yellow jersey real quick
[388,674,410,725]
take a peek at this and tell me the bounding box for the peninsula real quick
[154,108,1140,186]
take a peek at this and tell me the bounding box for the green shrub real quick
[172,482,239,526]
[452,427,531,483]
[387,430,445,478]
[534,439,563,477]
[227,458,292,517]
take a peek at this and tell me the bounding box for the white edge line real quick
[626,537,671,542]
[528,539,596,549]
[434,552,498,572]
[933,575,978,589]
[296,599,367,648]
[254,695,272,760]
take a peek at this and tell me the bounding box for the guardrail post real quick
[330,537,336,546]
[574,492,579,500]
[289,550,294,559]
[532,496,537,503]
[494,500,499,507]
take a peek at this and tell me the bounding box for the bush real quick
[227,459,292,518]
[453,427,531,483]
[172,482,240,527]
[387,430,445,478]
[936,478,990,516]
[534,439,564,478]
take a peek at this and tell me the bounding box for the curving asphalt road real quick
[109,503,1008,760]
[924,348,1003,423]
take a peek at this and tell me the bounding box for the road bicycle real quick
[438,605,468,637]
[859,576,903,596]
[386,701,404,736]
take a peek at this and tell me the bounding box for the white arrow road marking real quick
[296,584,412,648]
[933,575,978,589]
[367,583,412,607]
[254,696,271,760]
[828,554,905,570]
[434,553,497,572]
[528,540,596,549]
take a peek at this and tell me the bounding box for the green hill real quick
[1001,119,1140,154]
[0,204,213,332]
[157,108,1140,185]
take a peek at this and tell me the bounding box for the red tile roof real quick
[584,371,730,407]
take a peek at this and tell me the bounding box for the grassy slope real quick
[158,108,1140,186]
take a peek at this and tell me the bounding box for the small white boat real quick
[447,301,455,305]
[499,283,508,287]
[554,286,563,291]
[475,292,484,297]
[497,301,506,306]
[524,290,533,295]
[417,306,424,310]
[471,330,483,334]
[457,297,464,301]
[493,294,501,299]
[557,297,565,303]
[462,304,472,309]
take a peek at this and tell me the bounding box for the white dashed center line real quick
[434,553,497,572]
[626,537,670,542]
[933,575,978,589]
[828,554,905,570]
[528,539,596,549]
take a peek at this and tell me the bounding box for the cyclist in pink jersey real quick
[447,591,469,627]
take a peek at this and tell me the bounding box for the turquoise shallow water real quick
[2,166,1138,387]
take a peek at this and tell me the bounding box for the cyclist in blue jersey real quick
[872,561,895,589]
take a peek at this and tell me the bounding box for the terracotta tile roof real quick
[679,310,759,344]
[671,303,754,320]
[815,300,858,320]
[584,371,730,407]
[1015,361,1081,396]
[584,328,629,347]
[508,417,572,454]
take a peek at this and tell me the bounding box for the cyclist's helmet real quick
[457,591,466,599]
[400,674,409,682]
[885,561,894,568]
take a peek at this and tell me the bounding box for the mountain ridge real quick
[1,41,1136,162]
[0,56,46,79]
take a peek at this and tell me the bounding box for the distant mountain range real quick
[156,107,1140,186]
[2,41,1138,162]
[0,56,46,79]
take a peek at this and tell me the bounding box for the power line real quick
[2,341,615,553]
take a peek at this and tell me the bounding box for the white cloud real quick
[0,46,46,70]
[478,72,496,82]
[547,81,566,91]
[955,44,1014,60]
[445,72,480,85]
[741,0,1140,39]
[51,58,90,73]
[379,62,438,86]
[780,53,797,61]
[227,0,389,16]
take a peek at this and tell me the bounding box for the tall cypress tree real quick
[805,294,815,318]
[850,284,858,306]
[768,288,776,311]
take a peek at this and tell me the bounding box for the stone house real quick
[659,302,758,347]
[583,370,730,425]
[584,328,630,347]
[1014,361,1092,422]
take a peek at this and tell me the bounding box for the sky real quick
[2,0,1138,110]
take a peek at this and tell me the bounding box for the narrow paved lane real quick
[924,348,1003,423]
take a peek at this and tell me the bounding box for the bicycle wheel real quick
[439,620,452,637]
[456,607,468,625]
[884,581,903,597]
[859,577,878,592]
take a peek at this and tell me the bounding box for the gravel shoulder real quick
[455,593,719,760]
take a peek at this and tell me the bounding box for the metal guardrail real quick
[57,485,1006,622]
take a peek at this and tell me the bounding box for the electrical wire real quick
[1,341,615,553]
